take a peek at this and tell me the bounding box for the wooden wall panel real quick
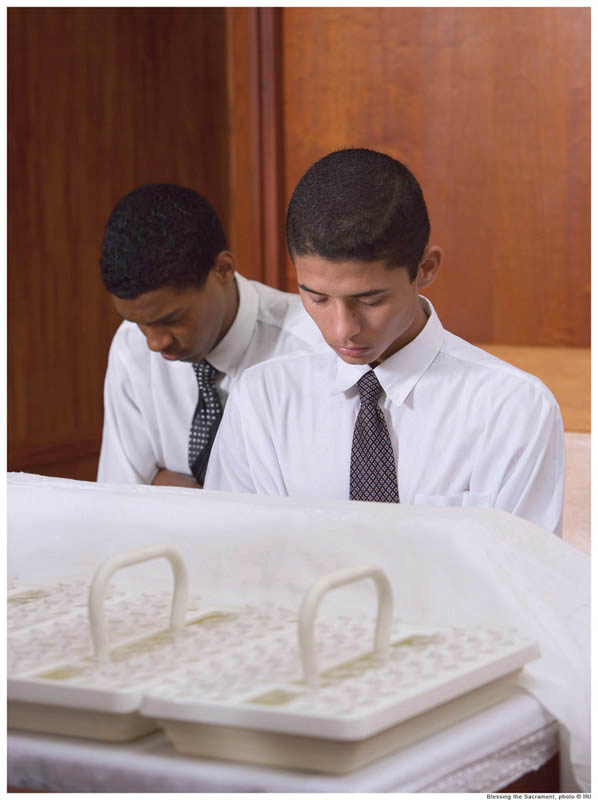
[226,8,285,288]
[8,7,590,482]
[8,8,229,476]
[225,9,261,280]
[281,7,590,346]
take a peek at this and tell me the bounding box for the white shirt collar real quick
[205,274,258,375]
[332,296,444,404]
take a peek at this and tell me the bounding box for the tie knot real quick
[192,359,217,388]
[357,370,383,405]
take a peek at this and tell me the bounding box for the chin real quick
[338,353,374,365]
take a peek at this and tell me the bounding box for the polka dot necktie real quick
[188,360,223,484]
[350,370,400,503]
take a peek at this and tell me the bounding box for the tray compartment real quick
[7,700,156,742]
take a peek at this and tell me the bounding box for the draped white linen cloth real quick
[7,472,590,791]
[7,697,558,793]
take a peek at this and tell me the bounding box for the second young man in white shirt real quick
[97,183,324,487]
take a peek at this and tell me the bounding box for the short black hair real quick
[100,184,228,298]
[286,148,430,281]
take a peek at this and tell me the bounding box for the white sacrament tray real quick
[8,548,540,772]
[140,564,539,772]
[8,544,236,741]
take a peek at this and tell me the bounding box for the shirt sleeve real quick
[97,333,159,485]
[203,380,257,493]
[204,372,288,496]
[471,383,565,535]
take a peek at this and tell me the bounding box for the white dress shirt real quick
[205,297,565,534]
[97,274,324,484]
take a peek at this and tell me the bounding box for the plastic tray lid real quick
[8,579,98,632]
[140,565,540,741]
[8,588,205,677]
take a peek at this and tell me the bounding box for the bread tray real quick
[8,550,539,770]
[8,544,237,741]
[140,564,540,773]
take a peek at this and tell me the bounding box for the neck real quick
[371,297,429,367]
[217,277,240,345]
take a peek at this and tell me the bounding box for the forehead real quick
[294,254,410,295]
[111,285,201,324]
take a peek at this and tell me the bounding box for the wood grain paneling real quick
[226,8,261,280]
[8,8,229,474]
[257,9,286,290]
[8,7,590,482]
[226,8,285,287]
[281,7,590,346]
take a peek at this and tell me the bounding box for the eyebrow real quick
[298,283,389,299]
[147,309,183,325]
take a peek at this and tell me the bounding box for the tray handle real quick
[88,543,189,663]
[298,565,394,690]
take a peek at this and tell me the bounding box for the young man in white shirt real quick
[97,183,323,488]
[205,149,565,534]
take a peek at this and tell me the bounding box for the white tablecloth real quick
[7,473,591,791]
[8,691,557,793]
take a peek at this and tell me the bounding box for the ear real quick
[213,250,236,283]
[416,245,443,290]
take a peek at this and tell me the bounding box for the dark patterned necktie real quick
[350,370,399,503]
[188,360,223,484]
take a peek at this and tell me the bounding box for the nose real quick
[142,326,175,353]
[332,300,362,342]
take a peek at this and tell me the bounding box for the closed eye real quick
[150,312,185,326]
[303,290,387,307]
